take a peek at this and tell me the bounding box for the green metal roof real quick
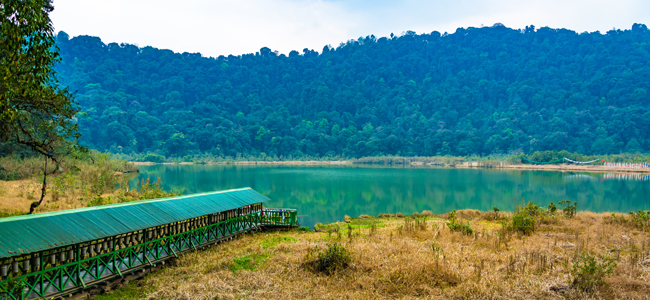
[0,187,269,258]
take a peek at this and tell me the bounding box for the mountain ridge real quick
[54,23,650,159]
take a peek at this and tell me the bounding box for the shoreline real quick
[496,163,650,174]
[131,160,650,173]
[131,160,354,166]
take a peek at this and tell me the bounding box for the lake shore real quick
[131,160,650,174]
[131,160,354,166]
[470,163,650,174]
[97,210,650,300]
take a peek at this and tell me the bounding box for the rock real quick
[558,242,575,248]
[69,292,90,300]
[550,285,570,294]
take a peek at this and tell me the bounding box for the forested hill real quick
[54,24,650,160]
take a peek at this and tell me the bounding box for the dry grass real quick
[0,180,46,214]
[0,152,141,215]
[98,211,650,300]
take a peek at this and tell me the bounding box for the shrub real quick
[570,252,616,292]
[559,200,577,218]
[305,243,352,275]
[511,213,536,235]
[548,202,557,213]
[628,210,650,230]
[420,210,434,217]
[604,211,649,230]
[507,200,558,234]
[0,168,20,180]
[142,153,165,163]
[492,206,500,220]
[603,213,627,225]
[520,201,542,216]
[446,210,474,235]
[296,226,311,232]
[431,242,443,253]
[86,195,111,207]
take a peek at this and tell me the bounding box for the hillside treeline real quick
[54,24,650,159]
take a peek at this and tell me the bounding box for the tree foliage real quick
[53,24,650,159]
[1,0,81,214]
[0,0,80,160]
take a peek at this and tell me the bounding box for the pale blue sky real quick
[51,0,650,57]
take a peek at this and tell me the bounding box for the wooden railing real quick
[0,207,297,300]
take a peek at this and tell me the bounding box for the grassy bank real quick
[0,151,176,216]
[97,207,650,300]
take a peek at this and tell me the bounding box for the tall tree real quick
[1,0,82,212]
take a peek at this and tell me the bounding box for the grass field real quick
[0,152,179,216]
[95,209,650,300]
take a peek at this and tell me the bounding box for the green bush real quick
[628,210,650,230]
[559,200,577,218]
[604,211,649,230]
[520,201,542,216]
[296,226,311,232]
[511,213,536,235]
[507,200,559,234]
[570,252,616,292]
[142,153,165,163]
[0,168,20,180]
[446,210,474,236]
[86,195,111,207]
[305,243,352,275]
[492,206,500,220]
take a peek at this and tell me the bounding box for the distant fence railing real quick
[259,208,298,227]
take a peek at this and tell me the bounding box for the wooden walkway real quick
[0,189,297,299]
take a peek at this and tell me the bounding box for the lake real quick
[133,164,650,228]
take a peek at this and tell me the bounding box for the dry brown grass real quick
[0,152,140,216]
[0,174,135,215]
[0,180,42,213]
[101,211,650,300]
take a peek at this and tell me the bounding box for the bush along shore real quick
[123,150,650,172]
[0,151,177,217]
[96,203,650,300]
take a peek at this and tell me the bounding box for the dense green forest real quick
[54,23,650,160]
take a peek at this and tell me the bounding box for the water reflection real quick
[601,173,650,181]
[564,173,650,182]
[133,165,650,228]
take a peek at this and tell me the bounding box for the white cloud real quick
[50,0,650,57]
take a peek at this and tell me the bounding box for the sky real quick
[50,0,650,58]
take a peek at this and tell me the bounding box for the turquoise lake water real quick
[133,165,650,228]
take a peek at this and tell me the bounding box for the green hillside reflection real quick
[133,165,650,228]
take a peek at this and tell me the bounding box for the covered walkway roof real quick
[0,187,269,258]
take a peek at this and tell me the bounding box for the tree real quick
[48,22,650,158]
[1,0,82,213]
